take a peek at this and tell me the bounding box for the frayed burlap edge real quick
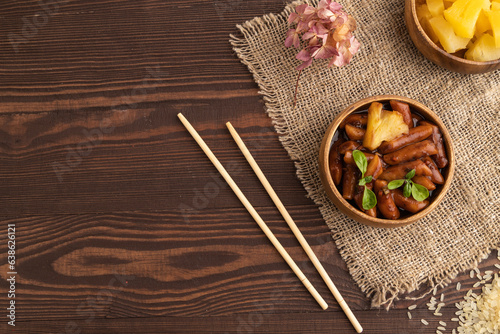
[230,1,500,309]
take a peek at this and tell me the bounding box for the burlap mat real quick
[230,0,500,308]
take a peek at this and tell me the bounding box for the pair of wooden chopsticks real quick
[178,113,362,333]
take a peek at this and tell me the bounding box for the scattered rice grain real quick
[455,275,500,333]
[485,270,493,275]
[456,282,461,290]
[434,312,442,316]
[474,268,480,275]
[439,321,447,326]
[470,270,475,278]
[436,331,443,334]
[451,317,459,322]
[452,330,456,334]
[408,304,417,310]
[473,281,481,288]
[494,263,500,270]
[440,293,444,302]
[421,319,429,325]
[433,286,438,295]
[438,326,446,331]
[407,311,412,319]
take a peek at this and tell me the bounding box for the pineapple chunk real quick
[427,0,445,16]
[444,1,455,9]
[488,7,500,47]
[417,4,440,43]
[363,102,409,151]
[465,32,500,60]
[444,0,490,38]
[417,4,433,21]
[429,15,470,53]
[475,9,492,37]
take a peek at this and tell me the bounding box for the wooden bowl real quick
[404,0,500,74]
[318,95,455,228]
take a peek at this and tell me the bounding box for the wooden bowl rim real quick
[319,95,455,228]
[407,0,500,67]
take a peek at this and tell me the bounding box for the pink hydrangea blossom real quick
[285,29,301,48]
[285,0,360,69]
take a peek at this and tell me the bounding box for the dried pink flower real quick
[329,36,360,67]
[296,49,314,70]
[285,1,360,105]
[285,29,301,48]
[285,1,360,70]
[302,23,328,46]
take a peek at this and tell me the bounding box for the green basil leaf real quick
[405,169,416,180]
[387,179,404,190]
[403,181,412,197]
[412,183,430,201]
[362,187,377,210]
[359,175,373,186]
[352,150,367,176]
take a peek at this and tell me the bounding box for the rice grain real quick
[455,275,500,333]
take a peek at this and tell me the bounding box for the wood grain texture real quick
[0,105,314,216]
[0,206,498,332]
[1,0,499,333]
[1,309,473,333]
[0,208,358,320]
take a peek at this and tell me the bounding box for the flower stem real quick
[293,69,303,108]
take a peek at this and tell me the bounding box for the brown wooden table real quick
[1,1,499,333]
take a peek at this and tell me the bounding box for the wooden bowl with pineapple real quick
[405,0,500,74]
[318,95,455,228]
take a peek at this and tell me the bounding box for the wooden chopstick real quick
[226,122,363,333]
[177,113,328,310]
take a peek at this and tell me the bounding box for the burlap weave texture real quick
[230,0,500,308]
